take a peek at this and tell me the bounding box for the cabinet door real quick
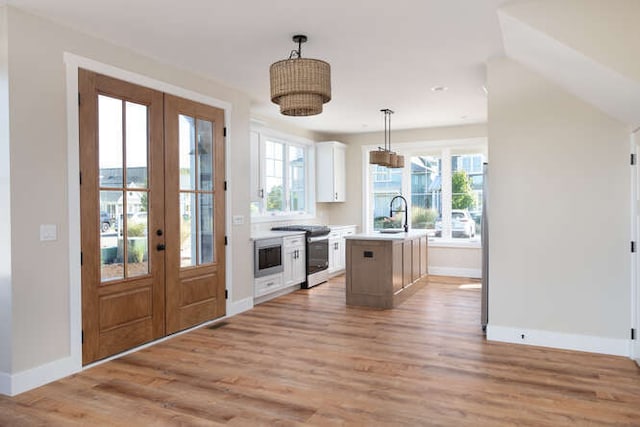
[402,240,412,287]
[283,247,296,286]
[316,142,346,202]
[335,238,346,271]
[292,246,306,284]
[328,237,340,272]
[333,144,346,202]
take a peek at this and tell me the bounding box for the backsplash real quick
[250,207,331,234]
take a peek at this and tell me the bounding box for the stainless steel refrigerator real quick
[481,162,489,332]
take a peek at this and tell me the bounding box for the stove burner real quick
[271,224,331,237]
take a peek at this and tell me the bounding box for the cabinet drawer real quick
[254,274,283,297]
[283,235,305,248]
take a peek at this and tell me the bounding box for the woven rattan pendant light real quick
[270,35,331,116]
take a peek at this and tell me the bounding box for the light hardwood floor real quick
[1,275,639,426]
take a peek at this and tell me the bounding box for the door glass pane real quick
[100,190,123,282]
[179,114,196,191]
[197,119,213,191]
[126,191,149,277]
[98,95,123,187]
[125,101,148,189]
[180,193,196,267]
[198,193,214,264]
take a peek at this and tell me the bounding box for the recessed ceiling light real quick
[431,86,448,92]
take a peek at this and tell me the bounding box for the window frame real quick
[362,138,487,246]
[251,127,316,222]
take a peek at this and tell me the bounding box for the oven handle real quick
[308,235,329,243]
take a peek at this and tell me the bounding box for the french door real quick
[79,70,226,364]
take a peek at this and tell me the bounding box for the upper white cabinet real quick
[316,141,346,202]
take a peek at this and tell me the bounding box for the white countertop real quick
[250,230,306,241]
[328,224,358,231]
[345,229,429,241]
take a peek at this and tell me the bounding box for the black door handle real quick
[157,243,166,251]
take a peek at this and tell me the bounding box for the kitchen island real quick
[345,230,428,309]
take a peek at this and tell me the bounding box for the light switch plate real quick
[40,224,57,241]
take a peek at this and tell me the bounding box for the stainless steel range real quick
[271,225,331,288]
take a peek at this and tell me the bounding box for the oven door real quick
[255,238,284,277]
[307,235,329,275]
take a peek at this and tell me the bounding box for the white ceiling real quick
[6,0,509,134]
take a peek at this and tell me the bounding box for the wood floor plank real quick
[1,275,639,426]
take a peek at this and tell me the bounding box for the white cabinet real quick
[327,226,357,275]
[253,232,306,304]
[328,236,345,274]
[283,235,306,287]
[254,273,284,298]
[316,141,346,202]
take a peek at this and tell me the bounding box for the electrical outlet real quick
[40,224,57,241]
[232,215,244,225]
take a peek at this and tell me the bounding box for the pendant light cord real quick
[380,108,394,152]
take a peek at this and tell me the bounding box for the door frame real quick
[64,53,233,371]
[633,130,640,363]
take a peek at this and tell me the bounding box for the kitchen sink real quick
[378,229,405,234]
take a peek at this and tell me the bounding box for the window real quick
[410,155,441,232]
[366,141,486,243]
[251,130,314,218]
[372,164,403,230]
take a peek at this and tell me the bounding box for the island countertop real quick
[345,229,428,241]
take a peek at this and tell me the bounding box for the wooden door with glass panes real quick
[79,70,165,364]
[164,94,226,334]
[79,71,226,364]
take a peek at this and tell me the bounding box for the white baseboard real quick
[1,297,255,397]
[0,371,10,396]
[632,341,640,362]
[428,266,481,279]
[227,296,254,317]
[487,325,630,357]
[0,355,80,397]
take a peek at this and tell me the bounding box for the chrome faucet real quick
[389,195,409,232]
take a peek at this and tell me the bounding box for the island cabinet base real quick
[345,233,428,309]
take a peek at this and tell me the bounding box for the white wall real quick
[0,5,12,377]
[429,244,481,279]
[487,57,631,352]
[3,6,254,379]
